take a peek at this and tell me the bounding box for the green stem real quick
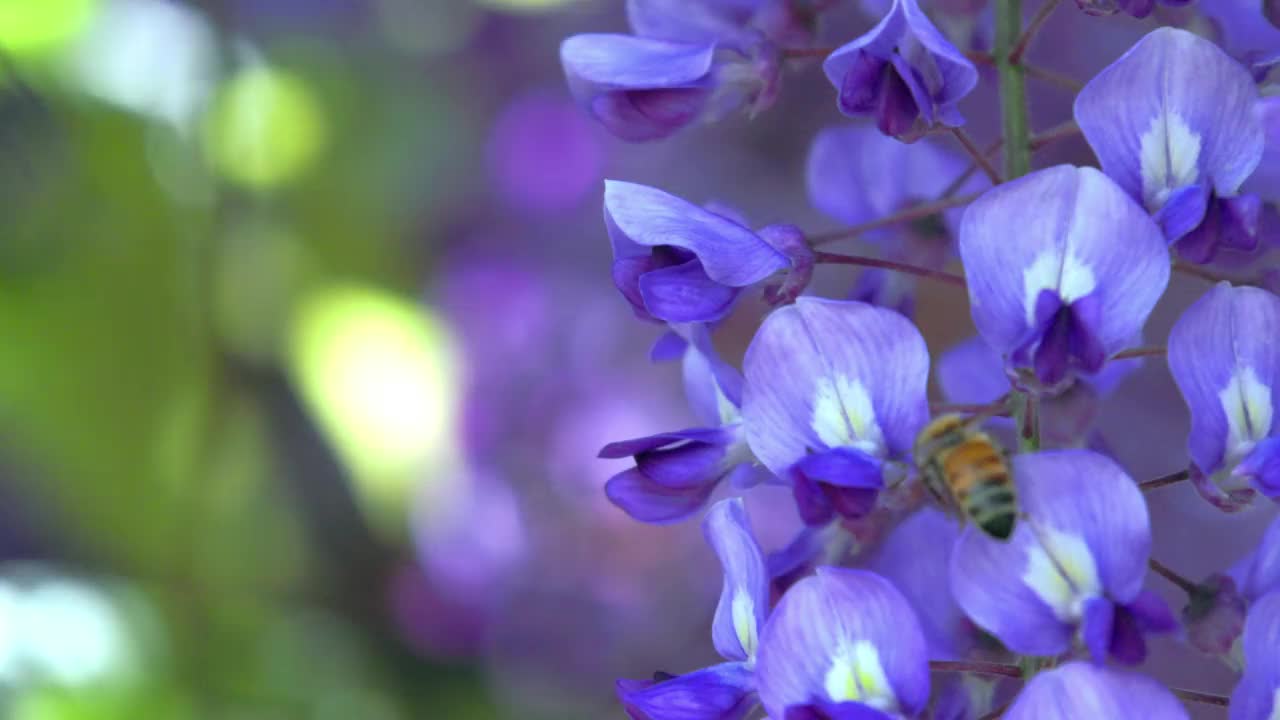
[996,0,1031,180]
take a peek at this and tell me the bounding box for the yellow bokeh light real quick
[288,285,461,533]
[0,0,98,58]
[204,66,327,189]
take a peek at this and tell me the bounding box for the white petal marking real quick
[731,589,758,661]
[824,640,896,711]
[812,375,885,454]
[1021,251,1097,326]
[1220,365,1274,463]
[1021,526,1102,622]
[1139,109,1202,212]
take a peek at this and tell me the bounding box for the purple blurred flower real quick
[1167,283,1280,509]
[1074,28,1264,262]
[1073,0,1191,18]
[742,299,930,525]
[602,329,758,524]
[822,0,977,138]
[487,92,603,213]
[616,498,767,719]
[1244,96,1280,204]
[958,165,1169,391]
[951,450,1176,665]
[560,32,779,142]
[604,181,790,323]
[1004,662,1188,719]
[1182,573,1248,658]
[1199,0,1280,59]
[1230,591,1280,720]
[755,568,930,719]
[628,0,818,48]
[863,507,976,659]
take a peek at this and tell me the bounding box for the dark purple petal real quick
[600,427,733,459]
[793,448,885,489]
[562,34,718,142]
[605,468,720,524]
[639,259,743,323]
[1238,437,1280,500]
[755,568,931,719]
[1005,663,1188,720]
[605,181,789,286]
[705,498,770,662]
[784,702,895,720]
[617,662,757,720]
[1081,597,1115,664]
[1176,193,1263,264]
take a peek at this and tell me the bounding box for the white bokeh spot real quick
[812,375,884,454]
[1139,109,1202,212]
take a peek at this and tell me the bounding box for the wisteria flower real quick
[958,165,1169,390]
[1243,96,1280,204]
[1004,662,1188,719]
[742,298,930,525]
[603,327,757,523]
[560,34,778,142]
[1230,591,1280,720]
[1167,283,1280,510]
[1074,27,1264,262]
[754,567,930,719]
[616,497,768,719]
[951,450,1176,665]
[822,0,978,138]
[604,181,790,323]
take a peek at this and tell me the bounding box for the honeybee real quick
[913,413,1018,541]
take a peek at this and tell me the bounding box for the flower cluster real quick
[564,1,1280,718]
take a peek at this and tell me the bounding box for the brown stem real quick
[1149,557,1199,595]
[950,127,1003,184]
[1140,469,1190,491]
[808,192,985,247]
[1009,0,1061,64]
[781,46,835,59]
[1030,120,1081,150]
[814,251,967,287]
[942,137,1004,197]
[1169,687,1230,708]
[1113,345,1166,360]
[1173,259,1271,289]
[930,660,1023,679]
[1022,63,1084,91]
[976,701,1013,720]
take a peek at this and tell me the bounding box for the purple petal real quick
[1233,515,1280,604]
[639,259,742,323]
[652,329,690,362]
[755,568,930,720]
[705,498,770,662]
[1081,597,1116,664]
[617,662,757,720]
[951,451,1151,656]
[561,34,717,142]
[822,0,976,130]
[848,268,917,320]
[1238,437,1280,500]
[605,468,719,524]
[1176,193,1263,264]
[1167,283,1280,476]
[1073,28,1263,229]
[794,448,885,489]
[1230,591,1280,720]
[937,336,1010,406]
[784,702,895,720]
[1005,663,1188,720]
[1244,96,1280,202]
[1153,183,1210,246]
[805,125,977,233]
[742,298,930,475]
[626,0,755,45]
[864,507,972,659]
[682,327,745,427]
[604,181,789,286]
[600,427,734,459]
[959,165,1169,368]
[768,525,837,598]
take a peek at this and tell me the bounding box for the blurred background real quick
[0,0,1272,718]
